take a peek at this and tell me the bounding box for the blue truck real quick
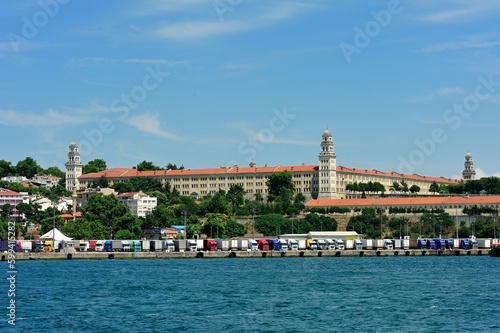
[267,240,281,251]
[104,240,113,252]
[417,239,427,249]
[426,239,436,249]
[435,239,446,250]
[460,239,471,250]
[445,239,454,249]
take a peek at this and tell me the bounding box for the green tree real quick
[136,161,162,171]
[429,181,439,193]
[0,160,14,178]
[266,170,295,197]
[1,204,14,218]
[42,166,65,178]
[254,214,286,236]
[203,191,228,214]
[225,219,246,238]
[82,159,107,174]
[90,175,109,188]
[409,185,420,193]
[15,157,41,178]
[83,193,129,228]
[166,163,184,170]
[114,229,136,240]
[227,184,246,206]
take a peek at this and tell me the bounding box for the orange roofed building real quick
[75,129,460,201]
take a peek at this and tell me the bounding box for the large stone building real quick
[75,129,460,200]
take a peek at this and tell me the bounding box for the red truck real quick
[257,239,269,251]
[204,240,218,251]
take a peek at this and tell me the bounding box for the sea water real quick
[2,256,500,332]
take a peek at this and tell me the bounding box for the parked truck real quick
[132,240,142,252]
[460,239,471,250]
[469,238,478,249]
[298,239,306,250]
[216,239,229,251]
[196,239,204,250]
[43,241,53,252]
[257,239,269,251]
[477,239,491,249]
[111,240,123,252]
[316,239,327,250]
[354,239,363,250]
[121,240,131,252]
[361,239,373,250]
[279,239,288,250]
[417,239,427,249]
[151,240,163,252]
[163,240,175,252]
[267,240,280,251]
[204,239,218,251]
[141,240,151,252]
[186,239,197,251]
[335,239,345,250]
[288,239,299,251]
[445,239,454,249]
[306,239,318,250]
[372,239,384,250]
[80,241,89,252]
[345,239,354,250]
[227,239,238,251]
[103,241,113,252]
[238,239,248,251]
[247,239,258,251]
[426,239,436,250]
[435,239,446,250]
[383,239,393,250]
[95,240,105,252]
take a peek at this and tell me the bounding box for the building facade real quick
[117,192,157,217]
[65,140,83,191]
[77,129,460,200]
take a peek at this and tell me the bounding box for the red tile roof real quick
[0,189,23,196]
[117,192,139,197]
[306,196,500,207]
[79,165,458,184]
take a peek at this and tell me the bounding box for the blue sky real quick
[1,0,500,180]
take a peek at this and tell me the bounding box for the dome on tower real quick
[70,139,77,148]
[466,151,472,157]
[322,127,332,138]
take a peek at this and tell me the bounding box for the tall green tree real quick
[266,170,295,197]
[82,159,107,174]
[136,161,162,171]
[15,157,41,178]
[0,160,14,178]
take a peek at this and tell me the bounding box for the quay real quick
[7,249,490,261]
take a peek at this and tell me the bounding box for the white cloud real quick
[154,2,315,40]
[475,168,500,179]
[126,112,181,140]
[0,108,93,127]
[424,40,500,52]
[415,1,500,24]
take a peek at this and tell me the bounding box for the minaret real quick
[65,140,83,190]
[249,159,257,168]
[317,127,337,199]
[462,151,476,181]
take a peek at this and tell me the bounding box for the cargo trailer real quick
[112,240,123,252]
[477,239,491,249]
[216,239,229,251]
[227,239,238,251]
[345,239,354,250]
[141,240,151,252]
[238,239,248,251]
[361,239,373,250]
[151,240,163,252]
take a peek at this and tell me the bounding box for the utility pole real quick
[52,201,55,252]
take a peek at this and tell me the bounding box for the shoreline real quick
[5,249,490,261]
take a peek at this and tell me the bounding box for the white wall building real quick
[117,192,157,217]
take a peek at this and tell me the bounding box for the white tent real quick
[39,228,73,242]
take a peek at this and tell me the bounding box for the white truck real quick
[335,239,345,250]
[121,240,131,252]
[325,239,335,250]
[227,239,238,251]
[345,239,354,250]
[80,241,89,252]
[247,239,258,251]
[287,239,299,251]
[141,240,151,252]
[162,240,175,252]
[95,240,105,252]
[383,239,393,250]
[279,239,288,250]
[317,239,327,250]
[298,239,306,250]
[187,239,197,251]
[354,239,363,250]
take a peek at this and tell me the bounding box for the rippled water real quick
[2,256,500,332]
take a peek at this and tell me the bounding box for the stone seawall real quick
[5,249,489,261]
